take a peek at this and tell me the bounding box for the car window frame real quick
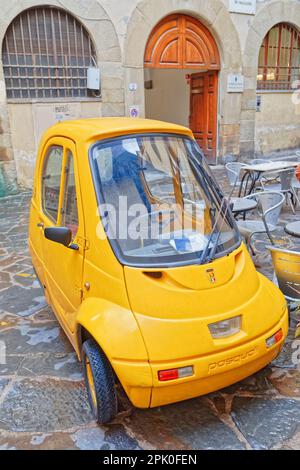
[39,138,83,242]
[89,132,241,269]
[40,144,64,225]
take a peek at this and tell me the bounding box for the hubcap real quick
[85,357,97,410]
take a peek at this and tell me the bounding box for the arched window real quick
[2,6,97,99]
[257,23,300,90]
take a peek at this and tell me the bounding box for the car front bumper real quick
[112,308,288,408]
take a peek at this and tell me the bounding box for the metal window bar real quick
[257,23,300,90]
[2,6,97,99]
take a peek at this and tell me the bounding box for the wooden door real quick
[189,71,218,163]
[144,14,220,70]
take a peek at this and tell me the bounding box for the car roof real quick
[42,117,193,144]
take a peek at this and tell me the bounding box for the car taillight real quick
[208,315,241,339]
[158,366,193,382]
[266,329,283,348]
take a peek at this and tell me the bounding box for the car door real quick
[38,137,85,335]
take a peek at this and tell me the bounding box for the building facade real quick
[0,0,300,191]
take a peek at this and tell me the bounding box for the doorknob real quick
[37,222,44,228]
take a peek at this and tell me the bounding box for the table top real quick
[231,197,257,213]
[285,221,300,238]
[242,161,298,173]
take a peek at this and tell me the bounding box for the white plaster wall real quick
[145,69,195,127]
[255,92,300,154]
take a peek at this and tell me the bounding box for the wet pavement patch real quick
[0,285,46,316]
[231,397,300,449]
[269,368,300,397]
[147,398,246,450]
[0,378,94,432]
[70,427,108,450]
[19,353,83,380]
[0,323,72,354]
[0,377,9,393]
[0,355,23,376]
[104,424,141,450]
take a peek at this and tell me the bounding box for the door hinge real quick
[75,285,84,300]
[77,236,90,250]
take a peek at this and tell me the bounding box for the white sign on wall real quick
[227,74,244,93]
[33,102,81,146]
[229,0,256,15]
[129,82,138,92]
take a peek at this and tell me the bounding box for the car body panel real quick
[29,117,288,410]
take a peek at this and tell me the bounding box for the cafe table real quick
[230,197,257,218]
[285,221,300,238]
[238,161,298,197]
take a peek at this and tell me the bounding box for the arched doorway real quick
[144,14,220,162]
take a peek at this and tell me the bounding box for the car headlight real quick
[208,315,241,339]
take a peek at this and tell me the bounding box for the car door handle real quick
[37,222,44,228]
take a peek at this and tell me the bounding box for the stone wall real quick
[0,0,299,189]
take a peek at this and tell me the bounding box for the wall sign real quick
[129,106,140,118]
[33,103,81,146]
[129,82,138,92]
[256,95,262,112]
[229,0,256,15]
[227,74,244,93]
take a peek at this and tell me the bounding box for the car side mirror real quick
[44,227,79,250]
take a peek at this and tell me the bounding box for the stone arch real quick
[0,1,123,189]
[144,14,221,70]
[241,0,300,156]
[0,1,121,65]
[124,0,243,159]
[244,0,300,70]
[124,0,242,70]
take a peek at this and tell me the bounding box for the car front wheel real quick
[82,339,118,424]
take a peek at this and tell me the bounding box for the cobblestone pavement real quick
[0,168,300,450]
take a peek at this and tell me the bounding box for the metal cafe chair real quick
[292,179,300,207]
[237,191,285,255]
[267,246,300,302]
[260,168,296,214]
[225,162,247,187]
[292,158,300,207]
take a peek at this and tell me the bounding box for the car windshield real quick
[90,133,240,267]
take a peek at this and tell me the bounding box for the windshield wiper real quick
[198,196,229,265]
[187,155,239,265]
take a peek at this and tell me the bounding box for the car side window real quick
[61,150,79,239]
[42,145,63,223]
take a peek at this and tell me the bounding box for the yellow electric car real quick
[29,118,288,424]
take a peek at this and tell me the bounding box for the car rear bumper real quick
[114,308,288,408]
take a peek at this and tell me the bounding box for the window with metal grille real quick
[2,6,97,100]
[257,23,300,91]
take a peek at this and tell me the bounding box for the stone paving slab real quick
[0,378,93,432]
[231,397,300,450]
[0,323,72,355]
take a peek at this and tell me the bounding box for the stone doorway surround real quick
[124,0,243,160]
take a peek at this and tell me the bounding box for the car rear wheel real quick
[82,339,118,424]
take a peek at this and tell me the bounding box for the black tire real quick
[82,339,118,424]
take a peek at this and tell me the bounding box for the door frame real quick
[144,13,221,162]
[37,136,85,336]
